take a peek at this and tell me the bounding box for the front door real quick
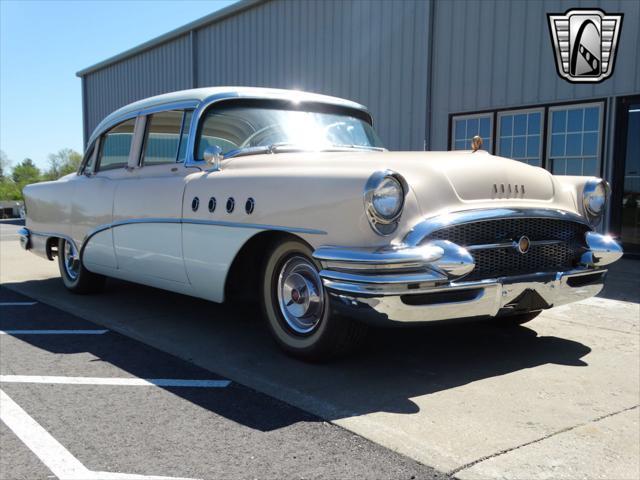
[613,96,640,255]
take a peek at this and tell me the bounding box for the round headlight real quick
[582,180,607,217]
[583,179,608,220]
[364,171,406,235]
[372,176,404,220]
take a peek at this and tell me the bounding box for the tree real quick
[0,150,10,179]
[12,158,41,187]
[0,178,21,201]
[44,148,82,180]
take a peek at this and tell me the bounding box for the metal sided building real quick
[77,0,640,252]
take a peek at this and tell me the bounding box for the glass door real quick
[614,97,640,254]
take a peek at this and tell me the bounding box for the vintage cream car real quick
[20,87,623,360]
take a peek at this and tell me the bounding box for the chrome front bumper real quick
[324,269,607,325]
[313,230,623,325]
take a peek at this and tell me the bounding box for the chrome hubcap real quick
[63,241,80,281]
[277,256,324,334]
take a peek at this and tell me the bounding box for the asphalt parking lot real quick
[1,220,639,479]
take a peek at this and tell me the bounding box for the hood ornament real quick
[471,136,483,152]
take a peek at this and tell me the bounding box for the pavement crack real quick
[448,404,640,478]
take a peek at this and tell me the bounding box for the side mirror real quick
[203,145,223,171]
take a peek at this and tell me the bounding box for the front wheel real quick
[260,238,367,361]
[57,238,105,294]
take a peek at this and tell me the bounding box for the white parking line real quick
[0,329,109,335]
[0,375,231,388]
[0,302,37,306]
[0,388,201,480]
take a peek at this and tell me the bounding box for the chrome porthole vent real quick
[226,197,235,213]
[245,198,255,214]
[191,197,199,212]
[208,197,216,213]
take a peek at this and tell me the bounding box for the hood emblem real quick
[516,236,531,254]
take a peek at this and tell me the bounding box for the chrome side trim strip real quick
[27,219,325,262]
[88,218,326,237]
[79,217,326,257]
[404,208,591,246]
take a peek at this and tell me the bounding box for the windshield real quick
[196,103,383,159]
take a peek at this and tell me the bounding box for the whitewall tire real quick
[57,238,105,294]
[260,238,367,361]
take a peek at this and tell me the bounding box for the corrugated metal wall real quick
[83,34,193,142]
[429,0,640,150]
[81,0,639,151]
[81,0,430,150]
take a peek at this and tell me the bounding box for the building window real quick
[547,103,603,176]
[497,109,544,167]
[451,114,493,151]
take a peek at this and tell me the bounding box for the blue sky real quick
[0,0,236,170]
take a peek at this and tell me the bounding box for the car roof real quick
[89,86,370,144]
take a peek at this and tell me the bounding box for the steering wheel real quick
[241,124,287,148]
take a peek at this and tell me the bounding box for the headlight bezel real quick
[582,178,609,225]
[364,170,406,235]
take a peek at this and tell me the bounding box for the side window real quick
[142,110,184,166]
[97,118,136,171]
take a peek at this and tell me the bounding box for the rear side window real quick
[98,118,136,171]
[142,111,183,165]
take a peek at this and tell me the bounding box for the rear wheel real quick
[260,238,367,361]
[57,238,105,294]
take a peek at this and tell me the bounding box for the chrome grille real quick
[423,218,590,281]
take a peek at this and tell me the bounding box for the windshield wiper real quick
[224,142,385,159]
[224,143,305,159]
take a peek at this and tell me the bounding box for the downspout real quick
[424,0,436,150]
[81,76,88,149]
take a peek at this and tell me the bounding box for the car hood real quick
[224,149,561,217]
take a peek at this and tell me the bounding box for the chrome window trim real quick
[403,208,591,247]
[87,100,201,147]
[129,115,147,169]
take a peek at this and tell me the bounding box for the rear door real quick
[111,110,193,283]
[73,117,137,270]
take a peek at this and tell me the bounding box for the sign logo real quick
[516,236,530,254]
[547,9,623,83]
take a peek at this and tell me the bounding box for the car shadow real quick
[1,277,591,429]
[596,258,640,303]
